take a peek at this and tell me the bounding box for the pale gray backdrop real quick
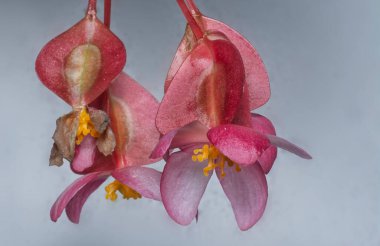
[0,0,379,245]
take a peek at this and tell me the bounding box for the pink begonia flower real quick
[51,73,162,223]
[152,0,311,231]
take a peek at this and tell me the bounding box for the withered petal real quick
[50,111,79,165]
[96,127,116,156]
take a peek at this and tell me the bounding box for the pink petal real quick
[50,172,106,222]
[250,113,277,173]
[217,162,268,231]
[35,10,126,107]
[108,73,161,167]
[150,121,208,159]
[161,151,212,225]
[71,136,115,174]
[112,167,162,201]
[156,43,213,134]
[207,124,271,166]
[266,135,312,159]
[202,16,270,110]
[71,136,96,173]
[65,175,108,223]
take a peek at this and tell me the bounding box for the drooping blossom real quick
[35,0,126,166]
[51,73,162,223]
[152,0,311,231]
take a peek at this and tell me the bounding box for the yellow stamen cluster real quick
[192,144,241,177]
[76,108,100,145]
[105,180,142,201]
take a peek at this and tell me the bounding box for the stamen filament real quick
[105,180,142,201]
[76,107,100,145]
[192,144,241,177]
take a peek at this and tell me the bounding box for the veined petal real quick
[150,121,208,159]
[108,73,160,167]
[156,43,213,134]
[217,163,268,231]
[251,113,277,173]
[202,16,270,110]
[50,172,107,222]
[207,124,271,166]
[65,175,108,224]
[35,7,126,107]
[112,167,162,201]
[266,135,312,159]
[161,151,212,225]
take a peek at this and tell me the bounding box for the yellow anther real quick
[75,108,100,145]
[105,180,142,201]
[192,144,241,178]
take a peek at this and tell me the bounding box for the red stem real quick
[87,0,97,14]
[104,0,112,28]
[187,0,201,15]
[177,0,203,39]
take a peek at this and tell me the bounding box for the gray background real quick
[0,0,379,245]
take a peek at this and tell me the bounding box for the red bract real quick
[153,0,311,231]
[51,73,162,223]
[165,0,270,110]
[35,0,126,107]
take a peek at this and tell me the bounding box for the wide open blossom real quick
[152,0,311,231]
[51,73,162,223]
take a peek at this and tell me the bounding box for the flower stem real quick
[176,0,203,39]
[104,0,112,28]
[87,0,97,15]
[187,0,201,15]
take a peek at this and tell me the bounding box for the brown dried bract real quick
[88,107,109,134]
[49,111,79,166]
[96,127,116,156]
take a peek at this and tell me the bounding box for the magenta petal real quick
[65,175,108,223]
[71,136,97,173]
[207,124,270,166]
[250,113,277,173]
[50,172,105,222]
[161,151,212,225]
[266,135,312,159]
[202,17,270,110]
[150,130,178,159]
[112,167,162,201]
[217,163,268,231]
[151,121,208,159]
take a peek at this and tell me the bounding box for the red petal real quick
[157,33,245,134]
[161,151,212,225]
[50,172,106,222]
[216,163,268,231]
[207,124,271,166]
[108,73,160,167]
[65,175,108,223]
[202,17,270,110]
[164,26,197,92]
[156,43,213,134]
[35,12,126,107]
[251,114,277,173]
[112,167,162,201]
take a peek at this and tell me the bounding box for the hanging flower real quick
[35,0,126,166]
[51,73,162,223]
[152,0,311,231]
